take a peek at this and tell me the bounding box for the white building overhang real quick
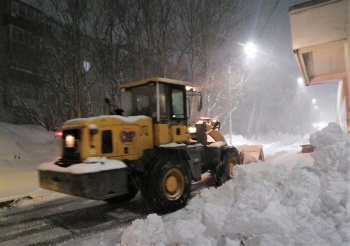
[290,0,349,85]
[289,0,350,132]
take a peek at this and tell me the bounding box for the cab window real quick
[159,83,167,119]
[171,88,185,119]
[130,84,156,117]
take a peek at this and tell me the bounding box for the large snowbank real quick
[0,122,60,198]
[0,122,60,168]
[120,123,350,245]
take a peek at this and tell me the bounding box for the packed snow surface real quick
[0,122,60,168]
[121,123,350,246]
[38,158,127,174]
[0,122,60,198]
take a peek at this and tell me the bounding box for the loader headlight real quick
[65,135,75,148]
[186,86,195,91]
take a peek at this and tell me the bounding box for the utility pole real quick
[229,64,232,145]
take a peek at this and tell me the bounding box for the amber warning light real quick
[55,131,63,137]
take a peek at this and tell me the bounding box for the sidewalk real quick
[0,166,39,202]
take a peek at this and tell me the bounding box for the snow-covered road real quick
[2,123,348,246]
[0,191,151,245]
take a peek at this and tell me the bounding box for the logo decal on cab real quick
[120,129,136,144]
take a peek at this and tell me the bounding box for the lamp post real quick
[228,42,257,145]
[228,65,232,145]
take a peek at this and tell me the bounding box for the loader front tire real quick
[142,158,191,214]
[216,148,240,186]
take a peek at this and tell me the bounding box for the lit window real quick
[83,60,91,72]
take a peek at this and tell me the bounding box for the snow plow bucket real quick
[38,160,129,200]
[235,145,264,164]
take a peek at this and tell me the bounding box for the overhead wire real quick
[254,0,280,43]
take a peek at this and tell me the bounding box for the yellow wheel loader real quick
[38,77,263,214]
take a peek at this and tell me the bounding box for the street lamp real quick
[229,65,232,145]
[244,42,257,55]
[227,43,257,145]
[297,77,304,85]
[226,42,258,144]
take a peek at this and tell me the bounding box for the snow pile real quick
[120,123,350,246]
[0,122,60,168]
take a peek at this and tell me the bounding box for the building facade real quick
[0,0,116,129]
[290,0,350,132]
[0,0,44,124]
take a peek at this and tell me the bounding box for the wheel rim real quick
[162,168,185,200]
[228,157,238,178]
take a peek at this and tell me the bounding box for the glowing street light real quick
[297,77,304,85]
[312,98,316,104]
[244,42,257,55]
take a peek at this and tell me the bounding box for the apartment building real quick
[0,0,45,124]
[0,0,116,128]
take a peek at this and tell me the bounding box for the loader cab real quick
[120,78,195,125]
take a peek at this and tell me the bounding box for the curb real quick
[0,195,33,209]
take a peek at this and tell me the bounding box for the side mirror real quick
[104,97,115,115]
[186,98,190,119]
[198,91,202,111]
[187,90,202,112]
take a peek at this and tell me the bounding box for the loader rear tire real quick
[142,158,191,214]
[216,148,240,186]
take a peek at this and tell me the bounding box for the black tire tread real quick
[142,158,191,214]
[215,147,241,186]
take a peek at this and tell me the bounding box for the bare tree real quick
[30,0,125,128]
[174,0,249,125]
[2,0,250,131]
[118,0,180,80]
